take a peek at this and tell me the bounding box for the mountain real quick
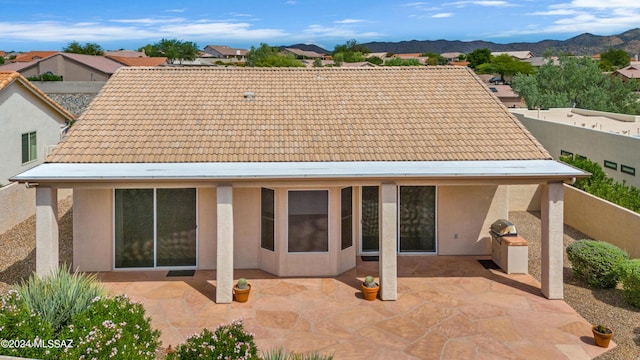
[287,29,640,56]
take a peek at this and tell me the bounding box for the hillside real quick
[286,28,640,56]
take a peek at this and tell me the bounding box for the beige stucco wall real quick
[0,81,67,185]
[0,184,72,234]
[73,188,112,271]
[508,184,541,211]
[21,55,111,81]
[564,185,640,258]
[233,188,260,269]
[198,188,217,269]
[437,185,508,255]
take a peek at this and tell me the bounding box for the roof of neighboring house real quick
[0,61,35,72]
[284,48,325,58]
[492,51,534,60]
[613,65,640,80]
[107,56,167,67]
[487,85,520,98]
[393,53,423,58]
[47,66,550,164]
[0,51,6,57]
[440,52,463,59]
[448,61,470,67]
[57,53,123,74]
[0,71,75,121]
[12,51,58,62]
[104,50,146,58]
[205,45,248,56]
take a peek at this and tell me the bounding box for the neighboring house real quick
[106,56,167,67]
[283,48,326,59]
[12,51,58,62]
[0,72,74,185]
[0,52,123,81]
[525,56,559,67]
[440,52,463,62]
[203,45,248,60]
[487,85,525,108]
[104,50,146,58]
[13,67,584,304]
[512,108,640,189]
[612,65,640,82]
[492,51,534,60]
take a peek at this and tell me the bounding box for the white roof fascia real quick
[11,160,586,183]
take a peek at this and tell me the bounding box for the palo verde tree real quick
[63,41,104,55]
[475,53,534,83]
[333,39,370,63]
[512,55,640,114]
[246,43,304,67]
[139,39,199,64]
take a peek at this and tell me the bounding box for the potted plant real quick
[592,324,613,348]
[361,275,379,301]
[233,278,251,303]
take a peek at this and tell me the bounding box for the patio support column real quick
[36,187,58,277]
[216,185,234,304]
[379,183,397,300]
[541,182,564,299]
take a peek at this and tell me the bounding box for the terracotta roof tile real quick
[48,66,550,163]
[13,51,58,62]
[107,56,167,66]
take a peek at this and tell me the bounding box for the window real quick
[621,165,636,176]
[399,186,436,253]
[115,188,197,268]
[261,188,275,251]
[288,190,328,253]
[21,131,37,164]
[576,154,587,160]
[341,187,353,250]
[604,160,617,170]
[560,150,573,157]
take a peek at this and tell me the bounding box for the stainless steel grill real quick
[490,219,517,244]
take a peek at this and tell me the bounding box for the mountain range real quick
[285,28,640,57]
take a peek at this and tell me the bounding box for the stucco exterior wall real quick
[0,82,67,185]
[198,188,217,269]
[437,185,508,255]
[73,188,112,271]
[0,184,71,235]
[508,184,541,211]
[22,55,111,81]
[514,113,640,189]
[564,185,640,258]
[233,188,260,269]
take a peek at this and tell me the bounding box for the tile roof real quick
[205,45,248,57]
[47,66,550,163]
[13,51,58,62]
[107,56,167,67]
[284,48,325,58]
[0,61,35,72]
[0,71,75,121]
[58,53,123,74]
[613,65,640,80]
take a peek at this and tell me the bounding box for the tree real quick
[367,56,383,65]
[313,58,323,67]
[139,39,199,64]
[466,48,491,69]
[384,57,422,66]
[512,55,640,114]
[475,54,534,83]
[63,41,104,55]
[333,39,369,63]
[246,43,304,67]
[599,49,630,71]
[0,57,4,65]
[420,52,448,65]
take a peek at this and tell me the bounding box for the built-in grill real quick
[490,219,528,274]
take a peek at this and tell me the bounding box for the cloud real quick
[432,13,453,18]
[334,19,365,24]
[165,9,186,13]
[446,1,515,7]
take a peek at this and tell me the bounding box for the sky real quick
[1,0,639,52]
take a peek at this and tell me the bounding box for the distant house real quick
[107,56,167,67]
[492,51,534,60]
[0,52,123,81]
[283,48,326,59]
[203,45,248,60]
[104,50,146,58]
[12,51,58,62]
[487,85,524,108]
[13,66,583,304]
[612,65,640,82]
[525,56,559,67]
[440,52,463,62]
[0,72,74,185]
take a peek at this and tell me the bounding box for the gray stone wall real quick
[47,93,95,117]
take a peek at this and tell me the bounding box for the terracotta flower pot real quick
[361,283,379,301]
[233,284,251,303]
[592,325,613,348]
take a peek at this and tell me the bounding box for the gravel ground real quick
[0,197,73,294]
[0,206,637,359]
[511,211,640,360]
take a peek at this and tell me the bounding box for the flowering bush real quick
[58,294,160,359]
[166,319,258,360]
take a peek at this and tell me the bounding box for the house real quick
[612,65,640,82]
[492,51,534,60]
[203,45,248,60]
[487,85,525,108]
[12,51,58,62]
[283,48,326,59]
[0,52,123,81]
[0,72,74,185]
[12,67,585,304]
[440,52,464,62]
[106,56,167,67]
[104,50,146,58]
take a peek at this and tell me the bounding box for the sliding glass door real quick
[115,188,197,269]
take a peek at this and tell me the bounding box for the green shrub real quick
[167,320,258,360]
[0,290,56,359]
[566,240,629,288]
[58,294,160,359]
[16,265,105,331]
[27,72,63,81]
[619,259,640,308]
[261,347,334,360]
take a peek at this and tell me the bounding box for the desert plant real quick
[566,240,629,288]
[57,294,160,359]
[363,276,378,288]
[261,347,334,360]
[166,319,258,360]
[619,259,640,307]
[593,324,612,334]
[236,278,249,289]
[16,264,105,331]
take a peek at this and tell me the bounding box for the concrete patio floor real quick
[97,256,614,359]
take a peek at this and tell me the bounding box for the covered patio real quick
[98,256,613,359]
